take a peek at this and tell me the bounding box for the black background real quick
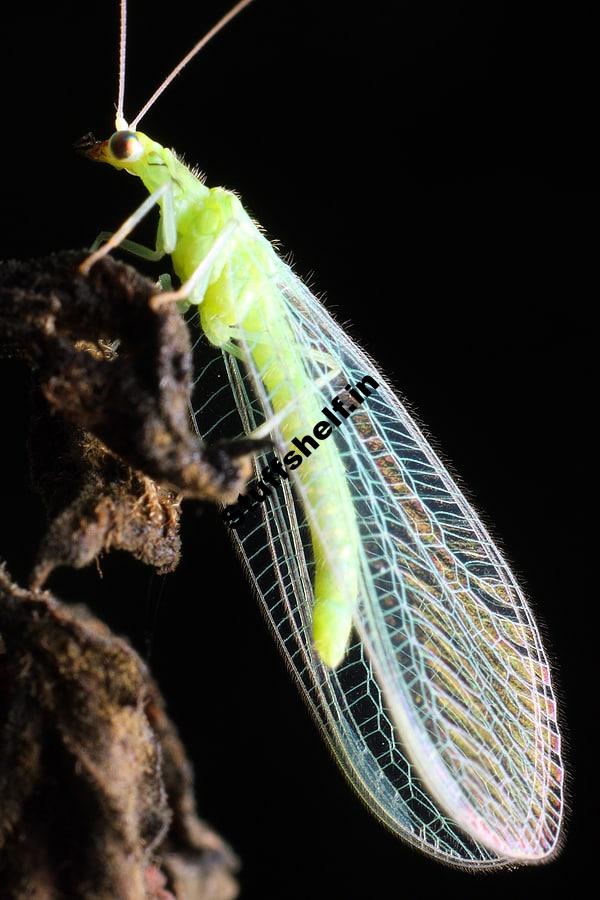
[0,2,595,898]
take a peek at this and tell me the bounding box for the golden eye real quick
[108,130,144,162]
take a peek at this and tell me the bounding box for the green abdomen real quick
[173,187,359,668]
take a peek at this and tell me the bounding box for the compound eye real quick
[108,130,144,162]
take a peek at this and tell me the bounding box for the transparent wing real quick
[191,256,564,867]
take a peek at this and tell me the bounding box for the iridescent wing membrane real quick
[192,257,564,867]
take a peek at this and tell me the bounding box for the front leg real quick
[81,181,176,274]
[90,232,167,262]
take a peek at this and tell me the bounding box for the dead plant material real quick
[0,568,239,900]
[0,251,263,585]
[28,402,182,588]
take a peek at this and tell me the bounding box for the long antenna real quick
[130,0,254,130]
[116,0,128,129]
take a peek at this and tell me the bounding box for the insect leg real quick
[89,233,164,261]
[80,182,175,275]
[226,327,341,374]
[219,340,245,360]
[152,218,240,308]
[157,273,174,292]
[245,369,346,442]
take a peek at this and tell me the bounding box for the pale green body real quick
[101,131,358,666]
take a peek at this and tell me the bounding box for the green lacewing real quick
[81,0,564,866]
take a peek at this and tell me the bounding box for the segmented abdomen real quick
[175,186,360,666]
